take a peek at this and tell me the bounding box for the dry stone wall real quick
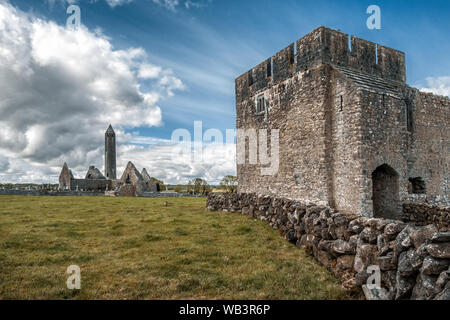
[207,193,450,300]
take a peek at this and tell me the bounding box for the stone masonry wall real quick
[402,203,450,229]
[207,193,450,300]
[236,26,449,218]
[407,92,450,205]
[236,63,331,205]
[70,178,111,192]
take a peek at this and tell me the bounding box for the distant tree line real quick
[219,175,237,193]
[187,178,211,195]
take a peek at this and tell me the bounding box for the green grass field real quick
[0,195,350,299]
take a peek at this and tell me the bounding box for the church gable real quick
[85,166,106,180]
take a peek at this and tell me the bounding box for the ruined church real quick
[59,125,158,196]
[236,26,449,219]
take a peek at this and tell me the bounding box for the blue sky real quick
[1,0,449,184]
[11,0,450,138]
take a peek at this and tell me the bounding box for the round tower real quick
[105,125,116,180]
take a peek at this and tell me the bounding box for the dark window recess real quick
[405,100,414,132]
[372,164,401,219]
[340,95,343,111]
[256,95,266,114]
[266,61,272,77]
[408,177,426,194]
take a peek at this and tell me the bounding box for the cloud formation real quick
[0,2,190,183]
[152,0,179,11]
[0,2,234,185]
[105,0,134,7]
[152,0,209,11]
[419,76,450,97]
[118,139,236,185]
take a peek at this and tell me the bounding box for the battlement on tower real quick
[236,26,406,101]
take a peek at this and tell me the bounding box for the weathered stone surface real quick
[318,240,334,252]
[354,271,370,286]
[334,255,355,275]
[411,273,438,300]
[395,225,418,253]
[410,224,438,248]
[403,204,450,231]
[341,277,359,294]
[408,248,425,270]
[354,243,378,273]
[426,243,450,259]
[364,218,390,231]
[360,227,378,244]
[381,270,397,293]
[395,272,415,300]
[285,229,296,242]
[377,253,396,271]
[420,256,450,275]
[436,268,449,289]
[384,222,406,240]
[434,285,450,300]
[398,250,416,276]
[331,239,355,255]
[431,232,450,243]
[349,235,358,250]
[348,217,365,234]
[316,250,333,268]
[377,234,390,256]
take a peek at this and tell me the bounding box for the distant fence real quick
[0,190,206,198]
[0,190,103,197]
[141,192,205,198]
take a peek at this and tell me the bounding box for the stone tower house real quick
[235,26,449,218]
[105,124,117,180]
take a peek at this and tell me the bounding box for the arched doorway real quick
[371,164,400,219]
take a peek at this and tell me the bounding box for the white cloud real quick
[118,140,236,185]
[152,0,179,11]
[105,0,134,7]
[184,0,207,9]
[138,63,162,79]
[46,0,134,8]
[152,0,208,11]
[419,76,450,97]
[0,2,188,183]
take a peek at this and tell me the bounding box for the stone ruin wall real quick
[357,89,409,218]
[70,179,111,192]
[236,26,449,217]
[235,26,408,212]
[407,92,449,205]
[207,193,450,300]
[325,68,364,215]
[357,88,450,217]
[236,61,331,206]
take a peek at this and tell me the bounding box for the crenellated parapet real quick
[236,26,406,101]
